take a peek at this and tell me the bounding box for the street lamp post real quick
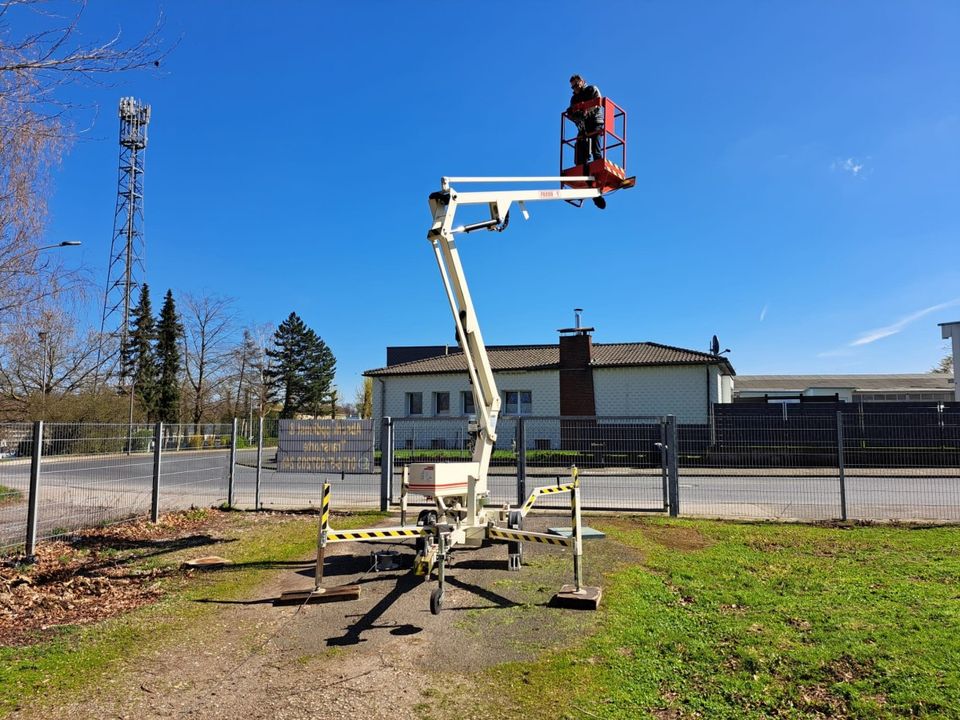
[0,241,82,271]
[38,331,48,418]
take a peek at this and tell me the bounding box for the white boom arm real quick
[426,176,607,487]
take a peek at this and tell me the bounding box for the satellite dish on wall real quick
[710,335,720,355]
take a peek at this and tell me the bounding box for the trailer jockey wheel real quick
[430,587,444,615]
[507,509,523,571]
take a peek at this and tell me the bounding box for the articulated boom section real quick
[413,176,633,507]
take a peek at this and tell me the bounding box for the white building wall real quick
[593,365,711,423]
[374,370,559,419]
[720,374,733,403]
[371,370,560,450]
[371,364,730,447]
[804,387,854,401]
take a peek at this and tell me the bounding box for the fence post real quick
[659,418,669,511]
[151,421,163,523]
[380,416,394,512]
[666,414,680,517]
[836,410,848,521]
[255,416,264,510]
[227,418,238,508]
[516,417,527,505]
[24,420,43,561]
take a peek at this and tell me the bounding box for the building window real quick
[462,391,475,416]
[504,390,532,415]
[434,391,450,415]
[406,392,423,415]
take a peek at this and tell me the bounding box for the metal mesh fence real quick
[0,421,236,553]
[34,423,157,541]
[233,417,380,509]
[676,409,960,522]
[0,423,33,553]
[157,423,232,511]
[521,416,668,512]
[842,410,960,522]
[2,407,959,557]
[676,411,842,521]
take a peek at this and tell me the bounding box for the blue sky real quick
[32,1,960,396]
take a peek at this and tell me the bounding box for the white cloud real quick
[850,299,960,347]
[759,304,768,322]
[832,156,869,177]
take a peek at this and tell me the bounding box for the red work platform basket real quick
[561,97,631,194]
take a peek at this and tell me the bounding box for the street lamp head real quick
[58,241,81,247]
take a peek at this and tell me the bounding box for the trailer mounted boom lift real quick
[283,99,635,614]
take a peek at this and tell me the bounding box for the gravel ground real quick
[11,513,636,720]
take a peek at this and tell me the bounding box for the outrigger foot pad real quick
[275,584,361,605]
[551,584,602,610]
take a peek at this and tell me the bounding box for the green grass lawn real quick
[477,519,960,720]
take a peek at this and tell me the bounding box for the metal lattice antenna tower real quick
[96,97,151,387]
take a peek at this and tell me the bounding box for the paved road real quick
[1,449,958,551]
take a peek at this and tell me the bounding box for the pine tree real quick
[155,289,183,423]
[303,330,336,417]
[266,312,310,418]
[124,284,159,419]
[265,312,337,419]
[931,354,953,374]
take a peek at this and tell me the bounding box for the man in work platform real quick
[568,74,604,166]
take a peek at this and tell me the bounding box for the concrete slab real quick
[275,584,361,605]
[551,584,602,610]
[547,526,606,540]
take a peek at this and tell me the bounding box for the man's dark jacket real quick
[568,84,602,126]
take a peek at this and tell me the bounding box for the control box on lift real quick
[407,462,483,498]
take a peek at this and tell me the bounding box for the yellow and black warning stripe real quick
[320,483,331,531]
[488,527,573,546]
[521,483,576,513]
[326,528,427,542]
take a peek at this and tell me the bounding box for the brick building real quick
[364,328,735,449]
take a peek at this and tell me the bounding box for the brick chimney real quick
[558,309,596,416]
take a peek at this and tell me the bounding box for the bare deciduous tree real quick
[250,323,278,418]
[181,294,235,428]
[0,302,101,418]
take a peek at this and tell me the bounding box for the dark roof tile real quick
[365,342,734,376]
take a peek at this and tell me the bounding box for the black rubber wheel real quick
[416,509,438,527]
[430,587,444,615]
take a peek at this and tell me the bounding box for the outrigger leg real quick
[276,483,361,605]
[552,471,602,609]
